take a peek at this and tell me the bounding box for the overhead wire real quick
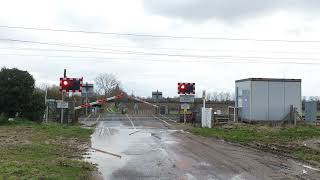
[0,25,320,43]
[1,44,320,56]
[0,38,320,61]
[1,53,320,65]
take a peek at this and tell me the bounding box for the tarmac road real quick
[81,113,320,180]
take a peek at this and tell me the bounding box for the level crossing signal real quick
[178,83,195,94]
[60,77,83,92]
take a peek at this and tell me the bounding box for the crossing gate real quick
[74,93,124,110]
[74,94,159,114]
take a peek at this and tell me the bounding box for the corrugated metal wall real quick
[251,81,268,121]
[236,80,301,121]
[305,101,317,122]
[268,81,285,120]
[235,81,251,120]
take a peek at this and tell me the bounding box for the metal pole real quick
[45,86,48,123]
[85,82,88,116]
[184,110,186,124]
[61,92,64,124]
[203,98,205,109]
[61,69,66,124]
[203,90,206,108]
[234,107,236,122]
[64,69,66,78]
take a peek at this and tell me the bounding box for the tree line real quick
[206,91,235,102]
[43,73,124,101]
[0,68,125,123]
[0,67,45,122]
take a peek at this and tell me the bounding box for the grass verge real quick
[191,124,320,165]
[0,119,95,179]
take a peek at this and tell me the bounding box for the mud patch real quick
[303,139,320,151]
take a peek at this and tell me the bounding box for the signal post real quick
[59,69,83,124]
[178,82,195,123]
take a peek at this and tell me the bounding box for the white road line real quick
[302,164,320,172]
[159,114,177,123]
[97,114,101,121]
[106,127,111,135]
[152,115,171,126]
[84,114,92,121]
[126,114,136,129]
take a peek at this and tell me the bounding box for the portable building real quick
[235,78,301,122]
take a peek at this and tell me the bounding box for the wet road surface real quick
[81,113,320,180]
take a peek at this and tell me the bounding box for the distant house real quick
[235,78,301,122]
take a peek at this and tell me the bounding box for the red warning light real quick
[60,77,83,92]
[178,82,195,94]
[63,80,68,86]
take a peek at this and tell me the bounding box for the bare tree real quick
[209,91,235,102]
[211,92,219,102]
[225,92,231,102]
[95,73,121,97]
[206,92,211,101]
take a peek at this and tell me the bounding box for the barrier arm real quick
[74,93,124,110]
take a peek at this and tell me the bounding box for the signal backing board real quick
[178,82,195,94]
[59,77,83,93]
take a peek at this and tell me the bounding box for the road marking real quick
[126,114,136,129]
[106,127,111,135]
[84,114,92,121]
[152,115,171,126]
[302,164,320,172]
[129,130,142,135]
[97,114,101,121]
[159,114,177,122]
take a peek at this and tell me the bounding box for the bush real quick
[0,67,35,117]
[0,114,8,124]
[22,89,46,122]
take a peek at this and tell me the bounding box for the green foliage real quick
[0,121,95,179]
[191,124,320,143]
[192,126,261,143]
[191,124,320,163]
[33,123,94,141]
[22,89,46,122]
[46,85,61,100]
[292,147,320,162]
[0,114,8,124]
[0,67,35,117]
[0,68,46,121]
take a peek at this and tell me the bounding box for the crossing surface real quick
[80,113,320,180]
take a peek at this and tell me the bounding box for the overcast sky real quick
[1,0,320,97]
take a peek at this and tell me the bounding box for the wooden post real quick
[294,107,297,126]
[289,105,294,124]
[234,107,237,122]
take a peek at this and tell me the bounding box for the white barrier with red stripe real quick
[74,93,123,110]
[74,93,158,110]
[129,96,159,108]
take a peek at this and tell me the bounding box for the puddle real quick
[163,140,177,144]
[85,121,176,179]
